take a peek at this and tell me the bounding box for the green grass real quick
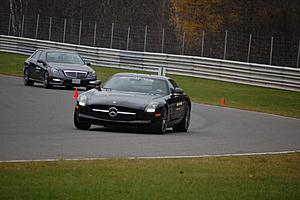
[0,153,299,200]
[1,51,300,118]
[171,75,300,118]
[0,52,27,76]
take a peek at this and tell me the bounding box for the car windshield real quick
[46,52,84,64]
[103,76,169,95]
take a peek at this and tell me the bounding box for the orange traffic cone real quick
[73,88,79,99]
[220,97,225,106]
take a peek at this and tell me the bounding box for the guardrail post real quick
[35,14,39,39]
[78,20,82,45]
[93,21,97,47]
[269,36,274,65]
[223,30,228,59]
[247,34,252,62]
[161,28,165,53]
[126,26,130,50]
[181,32,185,55]
[201,30,205,57]
[297,40,300,68]
[20,15,24,37]
[110,23,114,48]
[158,66,166,76]
[8,14,11,35]
[48,17,52,41]
[63,18,66,43]
[144,25,148,52]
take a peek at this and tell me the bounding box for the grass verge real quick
[0,153,299,200]
[1,51,300,118]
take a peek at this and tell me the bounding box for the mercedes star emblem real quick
[108,107,118,117]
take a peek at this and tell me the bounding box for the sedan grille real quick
[64,71,87,78]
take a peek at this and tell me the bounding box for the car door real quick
[166,79,186,122]
[36,51,47,80]
[166,93,180,122]
[28,50,42,80]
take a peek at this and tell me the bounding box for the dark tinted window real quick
[104,76,169,95]
[46,52,84,64]
[169,79,178,88]
[32,50,42,59]
[39,51,46,60]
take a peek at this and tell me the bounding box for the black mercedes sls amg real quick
[74,73,191,134]
[23,49,98,89]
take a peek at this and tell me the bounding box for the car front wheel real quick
[153,107,169,134]
[74,109,92,130]
[173,105,190,132]
[24,68,34,86]
[43,71,52,89]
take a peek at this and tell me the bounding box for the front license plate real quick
[72,79,81,84]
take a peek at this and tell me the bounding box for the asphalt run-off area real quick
[1,75,300,161]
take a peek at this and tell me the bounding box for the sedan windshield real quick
[46,52,84,65]
[104,76,169,95]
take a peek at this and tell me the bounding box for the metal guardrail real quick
[1,35,300,92]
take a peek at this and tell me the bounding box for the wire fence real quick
[2,13,300,68]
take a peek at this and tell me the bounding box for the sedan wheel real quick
[43,71,52,89]
[173,106,190,132]
[24,68,34,86]
[153,107,168,134]
[73,109,92,130]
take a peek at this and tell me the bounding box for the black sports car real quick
[74,73,191,134]
[23,49,99,89]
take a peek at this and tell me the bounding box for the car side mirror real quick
[86,62,91,66]
[90,80,101,90]
[37,59,46,66]
[171,87,184,96]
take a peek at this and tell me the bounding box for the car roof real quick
[35,49,79,54]
[112,72,171,81]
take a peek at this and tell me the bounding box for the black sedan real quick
[23,49,98,89]
[74,73,191,134]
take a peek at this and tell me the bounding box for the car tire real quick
[24,68,34,86]
[73,109,92,130]
[153,107,168,134]
[173,105,191,132]
[43,71,52,89]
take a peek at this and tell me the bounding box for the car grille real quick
[90,105,139,121]
[64,71,87,78]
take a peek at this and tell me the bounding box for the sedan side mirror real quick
[86,62,91,66]
[89,80,102,90]
[37,59,46,66]
[171,87,184,96]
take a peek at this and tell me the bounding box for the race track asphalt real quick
[0,75,299,161]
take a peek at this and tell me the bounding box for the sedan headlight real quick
[51,68,60,75]
[78,95,87,106]
[145,101,159,112]
[87,70,96,78]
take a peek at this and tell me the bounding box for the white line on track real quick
[0,150,299,163]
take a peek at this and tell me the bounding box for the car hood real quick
[86,89,164,110]
[49,63,93,72]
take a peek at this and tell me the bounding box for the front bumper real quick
[49,76,97,87]
[76,105,161,129]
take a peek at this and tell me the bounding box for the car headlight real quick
[87,70,96,78]
[51,68,59,75]
[145,101,159,112]
[78,95,87,106]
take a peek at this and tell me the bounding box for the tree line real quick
[1,0,299,67]
[3,0,300,38]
